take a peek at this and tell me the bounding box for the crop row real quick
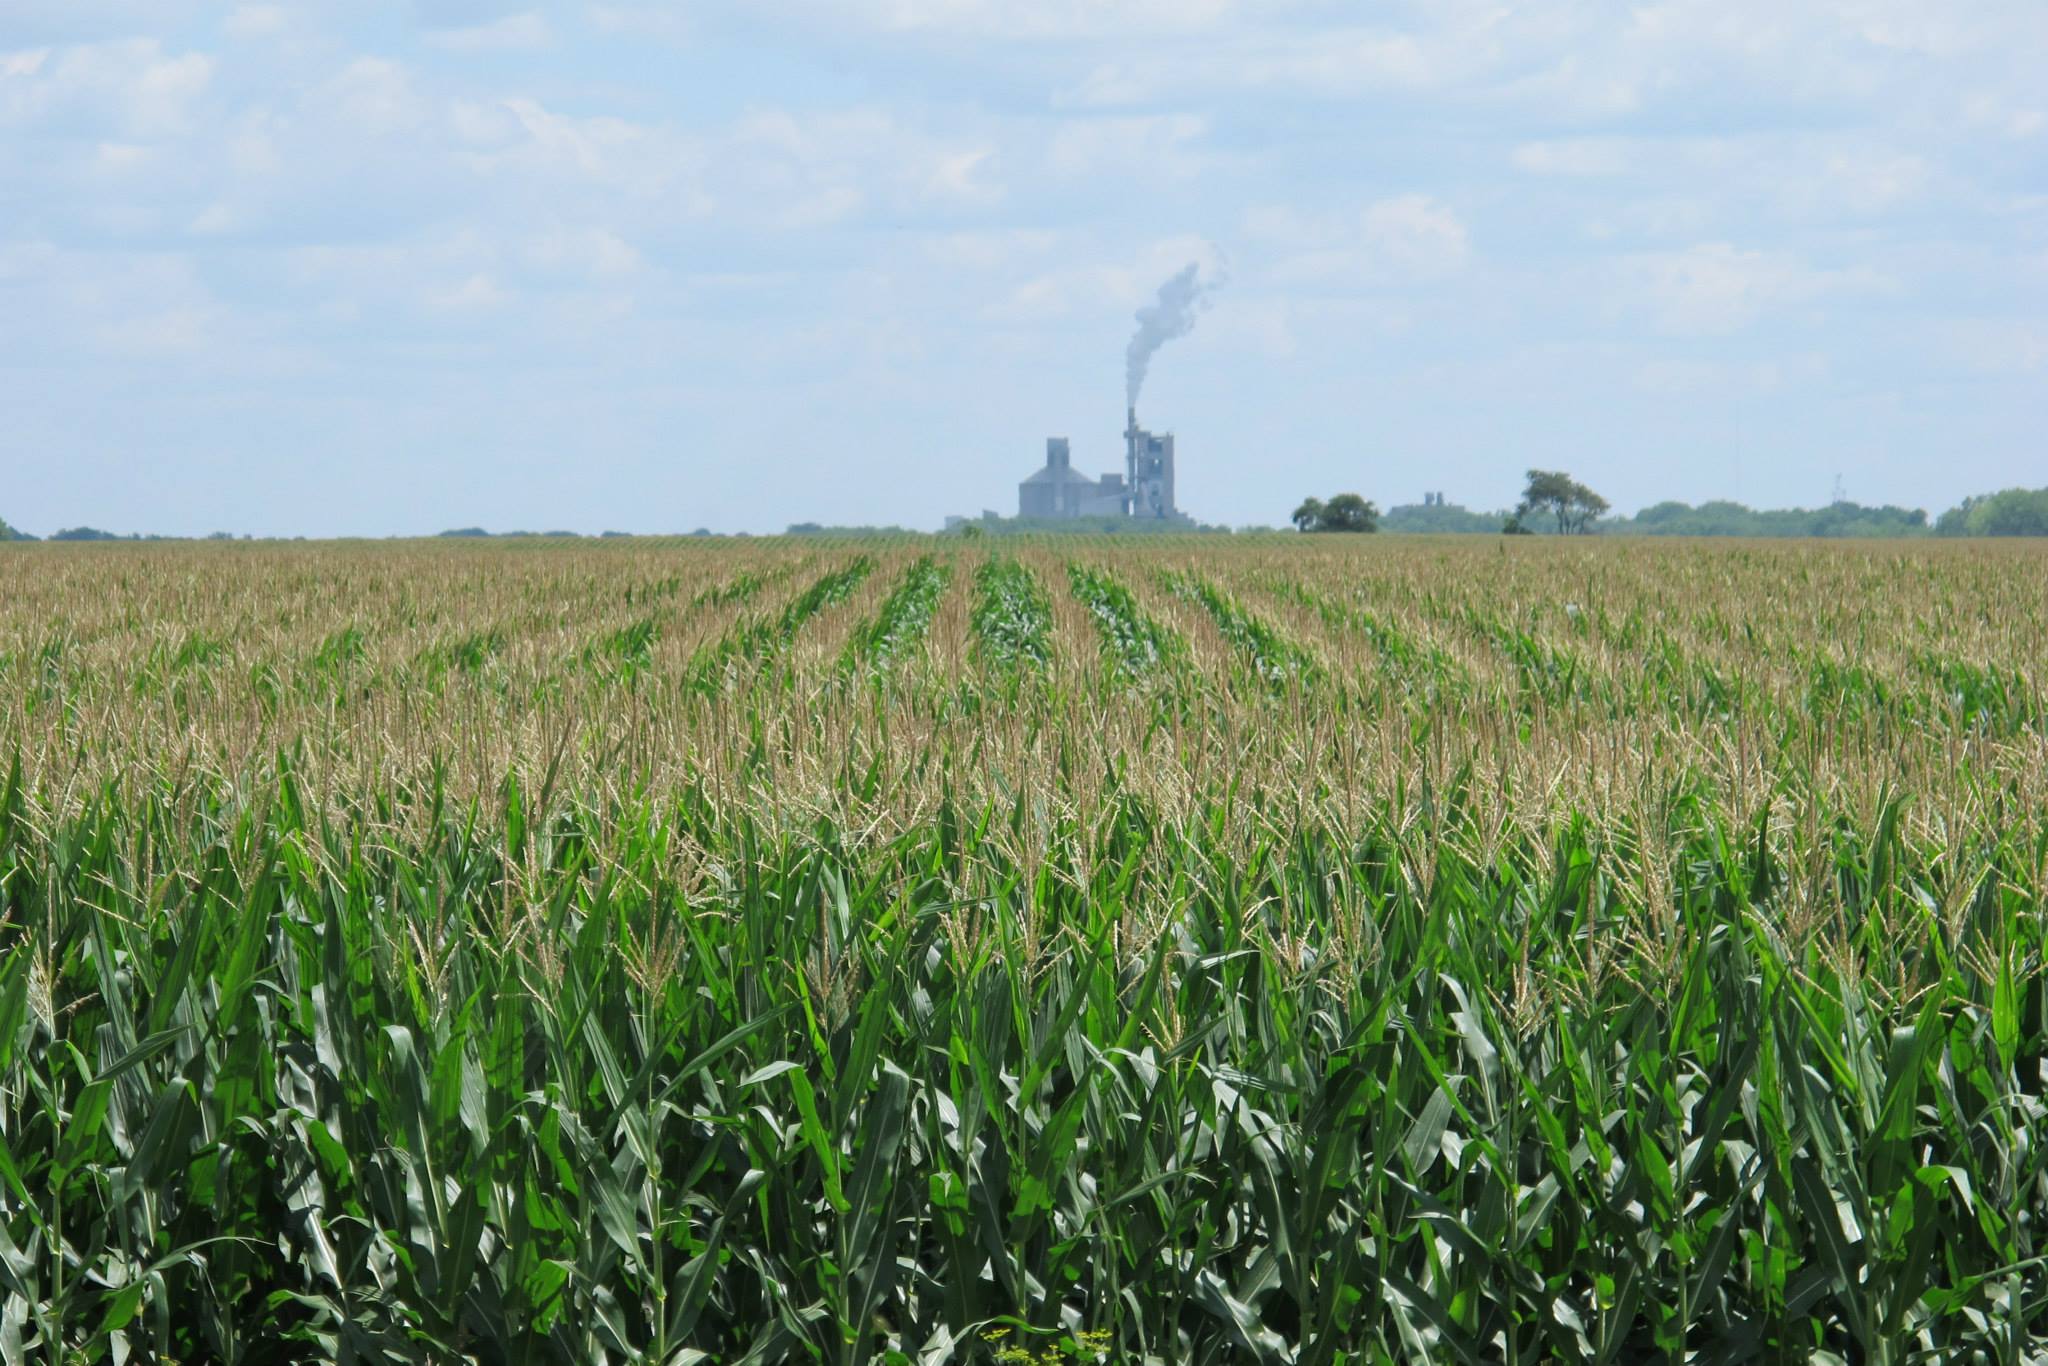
[848,556,950,674]
[688,556,875,692]
[1162,568,1317,689]
[969,557,1053,674]
[0,759,2041,1361]
[1066,563,1183,680]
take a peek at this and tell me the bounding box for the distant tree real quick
[439,527,491,538]
[1518,470,1608,535]
[1936,488,2048,537]
[1379,499,1504,534]
[0,514,31,542]
[1318,493,1380,533]
[52,527,121,541]
[1502,511,1532,535]
[1570,484,1610,534]
[1291,495,1379,532]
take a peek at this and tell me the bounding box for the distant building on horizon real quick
[1016,411,1186,522]
[1018,438,1129,519]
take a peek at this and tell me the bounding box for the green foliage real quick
[689,556,876,692]
[971,557,1053,673]
[1519,469,1609,535]
[1291,493,1379,533]
[1380,501,1511,534]
[849,556,949,672]
[1632,499,1931,537]
[690,567,773,610]
[0,762,2042,1361]
[787,522,917,536]
[1935,487,2048,537]
[1390,498,1943,537]
[1163,568,1317,687]
[588,615,661,681]
[5,539,2048,1361]
[1066,563,1183,678]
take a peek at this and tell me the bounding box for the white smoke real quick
[1125,262,1219,408]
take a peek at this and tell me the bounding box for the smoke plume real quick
[1125,262,1218,407]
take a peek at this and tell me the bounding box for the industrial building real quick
[1018,410,1184,521]
[1018,439,1129,519]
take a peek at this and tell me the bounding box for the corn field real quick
[1,535,2044,1363]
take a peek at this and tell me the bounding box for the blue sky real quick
[2,0,2042,535]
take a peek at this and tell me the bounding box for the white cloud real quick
[1363,195,1470,274]
[1,49,51,79]
[1621,242,1885,334]
[1512,139,1633,177]
[1631,353,1830,396]
[0,243,224,361]
[224,6,289,40]
[920,229,1061,272]
[523,226,642,279]
[1046,114,1205,180]
[318,58,427,136]
[1253,195,1471,288]
[1521,132,1945,234]
[189,202,237,234]
[995,235,1224,322]
[95,307,211,356]
[430,272,508,310]
[425,14,552,52]
[461,96,690,197]
[590,6,692,42]
[774,0,1241,41]
[0,39,214,137]
[924,149,996,202]
[1941,319,2048,374]
[1065,29,1439,107]
[94,141,150,170]
[729,106,1005,218]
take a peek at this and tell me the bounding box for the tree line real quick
[1295,472,1608,536]
[1314,476,2048,538]
[7,480,2048,541]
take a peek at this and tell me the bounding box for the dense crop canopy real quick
[0,534,2043,1362]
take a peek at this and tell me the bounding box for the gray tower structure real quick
[1020,436,1128,519]
[1123,408,1177,519]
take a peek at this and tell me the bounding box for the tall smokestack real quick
[1124,263,1218,409]
[1125,406,1139,509]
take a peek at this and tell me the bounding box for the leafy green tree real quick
[1571,483,1610,533]
[1936,488,2048,537]
[1318,493,1379,532]
[1292,494,1378,533]
[1518,469,1608,535]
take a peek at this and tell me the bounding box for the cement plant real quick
[971,262,1215,527]
[1017,408,1184,523]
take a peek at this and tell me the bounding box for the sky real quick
[2,1,2043,536]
